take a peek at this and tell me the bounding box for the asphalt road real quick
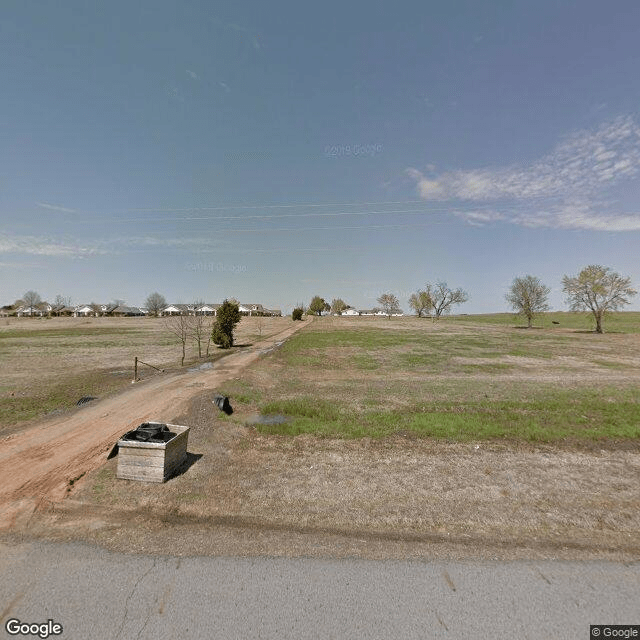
[0,540,638,640]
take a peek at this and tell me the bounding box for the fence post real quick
[134,356,138,382]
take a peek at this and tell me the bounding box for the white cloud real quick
[0,233,233,257]
[407,116,640,231]
[0,233,105,257]
[111,235,232,251]
[36,202,77,213]
[186,70,199,80]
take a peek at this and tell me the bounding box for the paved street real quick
[0,540,638,639]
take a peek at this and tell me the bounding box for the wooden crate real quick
[116,423,190,483]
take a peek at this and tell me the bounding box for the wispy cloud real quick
[0,232,233,257]
[0,233,106,257]
[407,116,640,231]
[109,235,232,251]
[186,69,199,80]
[36,202,78,213]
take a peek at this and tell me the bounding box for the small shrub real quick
[211,299,241,348]
[292,307,304,321]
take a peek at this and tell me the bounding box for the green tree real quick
[505,275,550,328]
[308,296,329,316]
[408,290,433,317]
[562,265,637,334]
[331,298,348,315]
[292,307,304,321]
[211,299,242,348]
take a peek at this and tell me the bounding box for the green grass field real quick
[452,310,640,332]
[218,313,640,444]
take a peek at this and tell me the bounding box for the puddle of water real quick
[246,413,290,426]
[188,362,214,372]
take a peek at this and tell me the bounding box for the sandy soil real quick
[0,320,306,530]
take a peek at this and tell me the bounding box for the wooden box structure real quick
[116,424,190,483]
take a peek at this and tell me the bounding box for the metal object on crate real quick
[116,422,190,483]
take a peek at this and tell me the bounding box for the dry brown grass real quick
[0,315,292,428]
[14,314,640,560]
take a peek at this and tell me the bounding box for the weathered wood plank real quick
[117,466,164,482]
[118,455,166,468]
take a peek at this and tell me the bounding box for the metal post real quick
[134,356,138,382]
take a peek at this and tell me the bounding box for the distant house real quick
[111,305,145,317]
[195,303,221,316]
[359,309,382,316]
[74,305,99,317]
[100,304,119,316]
[16,302,52,317]
[51,304,74,317]
[263,308,282,317]
[162,304,194,316]
[0,305,13,317]
[342,307,359,316]
[239,303,265,316]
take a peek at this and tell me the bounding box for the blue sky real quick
[2,0,639,314]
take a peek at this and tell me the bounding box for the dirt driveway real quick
[0,321,306,530]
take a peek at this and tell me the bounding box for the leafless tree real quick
[408,290,433,317]
[377,293,401,318]
[165,314,190,365]
[562,265,637,334]
[145,292,167,317]
[190,300,207,358]
[23,290,42,308]
[52,294,72,308]
[505,275,550,328]
[427,282,469,318]
[255,315,265,338]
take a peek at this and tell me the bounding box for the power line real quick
[90,207,455,224]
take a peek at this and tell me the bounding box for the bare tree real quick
[52,294,72,308]
[190,300,207,358]
[331,298,348,315]
[23,290,42,309]
[165,314,190,365]
[408,290,433,317]
[505,275,550,328]
[562,265,637,334]
[427,282,469,318]
[377,293,401,318]
[255,315,265,338]
[145,292,167,317]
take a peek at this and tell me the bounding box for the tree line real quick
[301,265,637,334]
